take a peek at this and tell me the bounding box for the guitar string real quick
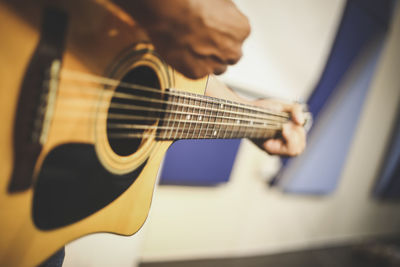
[106,129,278,140]
[55,111,285,129]
[55,104,283,138]
[99,121,280,139]
[53,106,284,138]
[60,119,279,139]
[59,125,278,139]
[59,84,288,124]
[89,129,278,140]
[57,98,288,125]
[61,69,290,119]
[63,98,288,123]
[108,124,280,138]
[54,89,287,137]
[54,69,290,139]
[106,123,282,131]
[108,127,279,140]
[61,69,289,118]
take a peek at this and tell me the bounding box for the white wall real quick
[221,0,345,100]
[139,1,400,263]
[64,231,145,267]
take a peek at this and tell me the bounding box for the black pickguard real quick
[33,144,145,230]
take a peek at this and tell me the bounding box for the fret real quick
[254,109,263,139]
[231,101,240,138]
[187,93,195,139]
[257,122,265,139]
[245,107,252,139]
[249,108,257,139]
[206,99,214,138]
[161,95,171,139]
[222,100,228,138]
[197,98,206,139]
[180,92,188,139]
[258,116,266,139]
[239,107,245,139]
[167,93,177,140]
[190,95,196,139]
[217,99,223,138]
[213,103,222,138]
[193,97,201,138]
[222,101,227,138]
[220,101,226,138]
[179,93,187,139]
[188,95,195,139]
[163,96,173,139]
[242,106,253,139]
[242,107,250,138]
[221,99,228,139]
[229,108,234,139]
[204,98,211,138]
[237,106,243,139]
[214,101,220,138]
[264,121,272,139]
[251,111,261,138]
[229,104,236,139]
[210,101,218,138]
[237,105,244,138]
[245,108,252,138]
[185,95,195,139]
[172,92,181,140]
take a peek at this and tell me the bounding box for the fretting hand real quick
[253,99,307,156]
[206,76,307,157]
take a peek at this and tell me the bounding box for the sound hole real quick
[107,66,162,156]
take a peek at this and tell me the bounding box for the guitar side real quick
[0,1,207,266]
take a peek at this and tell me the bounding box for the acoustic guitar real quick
[0,1,297,266]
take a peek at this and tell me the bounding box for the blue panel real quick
[159,140,241,186]
[374,107,400,199]
[270,0,395,194]
[306,0,384,123]
[277,40,383,194]
[272,0,394,184]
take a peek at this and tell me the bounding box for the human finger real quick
[281,123,306,156]
[290,103,305,126]
[263,139,289,155]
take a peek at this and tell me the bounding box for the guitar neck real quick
[157,89,290,140]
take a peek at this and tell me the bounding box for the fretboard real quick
[157,89,289,140]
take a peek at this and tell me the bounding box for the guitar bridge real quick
[32,59,61,145]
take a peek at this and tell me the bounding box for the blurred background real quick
[64,0,400,266]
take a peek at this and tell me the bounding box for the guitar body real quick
[0,1,207,266]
